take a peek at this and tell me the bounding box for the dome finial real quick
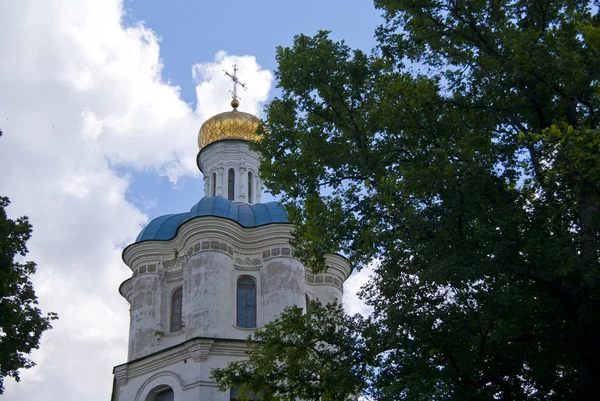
[224,64,246,110]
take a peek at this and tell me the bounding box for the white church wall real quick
[185,251,234,339]
[261,257,305,323]
[307,282,343,306]
[128,271,163,360]
[115,107,355,400]
[113,340,254,401]
[117,215,352,400]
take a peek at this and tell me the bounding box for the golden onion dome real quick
[198,100,262,150]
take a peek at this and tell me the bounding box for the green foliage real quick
[0,196,57,393]
[212,301,370,401]
[228,1,600,400]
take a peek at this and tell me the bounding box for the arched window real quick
[248,171,253,203]
[146,385,174,401]
[211,173,216,196]
[228,168,235,200]
[170,287,182,332]
[237,276,256,328]
[155,388,174,401]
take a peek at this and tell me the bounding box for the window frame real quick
[211,172,216,196]
[236,276,256,328]
[228,168,235,200]
[170,286,183,332]
[247,171,253,203]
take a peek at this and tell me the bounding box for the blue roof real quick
[135,197,289,242]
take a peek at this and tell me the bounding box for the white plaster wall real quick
[118,217,352,399]
[261,258,305,323]
[156,272,186,351]
[128,273,162,360]
[185,251,233,339]
[307,283,343,306]
[114,344,253,401]
[122,245,350,361]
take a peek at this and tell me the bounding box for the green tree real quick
[214,1,600,400]
[0,191,57,392]
[213,302,370,401]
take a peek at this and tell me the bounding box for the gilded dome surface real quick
[198,108,261,149]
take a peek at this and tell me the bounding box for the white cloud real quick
[193,50,273,119]
[343,261,377,317]
[0,1,272,400]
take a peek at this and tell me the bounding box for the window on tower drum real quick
[211,172,216,196]
[228,168,235,200]
[237,276,256,328]
[248,171,253,203]
[170,287,182,332]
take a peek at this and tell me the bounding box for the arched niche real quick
[145,385,174,401]
[134,371,184,401]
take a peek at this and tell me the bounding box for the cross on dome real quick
[224,64,247,109]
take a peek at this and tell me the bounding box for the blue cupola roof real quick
[135,197,289,243]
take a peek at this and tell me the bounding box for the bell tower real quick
[111,69,351,401]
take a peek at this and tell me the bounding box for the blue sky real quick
[0,1,378,400]
[124,0,381,104]
[123,0,382,222]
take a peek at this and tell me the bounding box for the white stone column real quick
[216,167,224,197]
[203,175,209,198]
[256,179,263,204]
[238,163,246,202]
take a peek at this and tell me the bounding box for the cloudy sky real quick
[0,1,379,400]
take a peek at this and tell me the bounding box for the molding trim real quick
[114,337,248,383]
[184,338,214,362]
[114,364,128,386]
[234,256,262,270]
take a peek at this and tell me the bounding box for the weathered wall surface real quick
[128,271,162,360]
[114,341,250,401]
[261,257,305,323]
[117,217,352,400]
[184,251,233,339]
[308,281,343,306]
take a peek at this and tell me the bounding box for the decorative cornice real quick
[119,278,134,302]
[261,245,294,260]
[305,272,343,291]
[185,238,234,259]
[114,364,128,386]
[184,338,214,362]
[123,217,294,268]
[234,256,262,270]
[114,337,249,383]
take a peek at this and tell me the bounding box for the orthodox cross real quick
[224,65,247,105]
